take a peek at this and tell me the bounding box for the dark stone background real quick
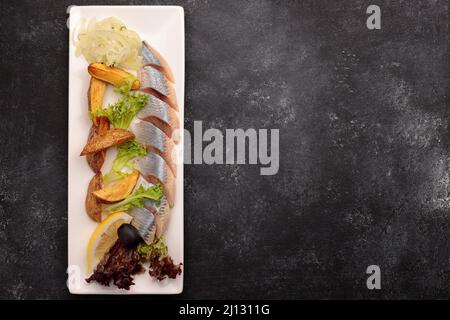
[0,0,448,299]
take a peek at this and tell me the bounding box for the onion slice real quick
[75,17,142,70]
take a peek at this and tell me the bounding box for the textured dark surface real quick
[0,0,448,299]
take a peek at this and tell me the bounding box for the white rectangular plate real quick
[68,5,184,294]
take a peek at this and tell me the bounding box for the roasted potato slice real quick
[88,77,107,126]
[80,128,134,156]
[86,150,106,174]
[85,120,110,173]
[93,170,139,202]
[97,116,110,135]
[88,63,140,89]
[85,173,103,222]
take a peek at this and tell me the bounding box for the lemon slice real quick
[87,211,132,273]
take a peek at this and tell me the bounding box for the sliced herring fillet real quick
[135,152,176,208]
[138,94,180,144]
[141,41,176,83]
[130,120,177,177]
[140,66,179,111]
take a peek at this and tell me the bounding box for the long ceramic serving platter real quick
[68,5,184,294]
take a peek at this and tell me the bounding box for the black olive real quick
[118,224,142,248]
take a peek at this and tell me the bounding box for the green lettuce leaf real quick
[136,236,168,262]
[90,76,148,129]
[106,185,163,212]
[103,140,147,184]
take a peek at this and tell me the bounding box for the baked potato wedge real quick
[80,128,134,156]
[88,77,107,126]
[86,150,106,174]
[85,173,103,222]
[97,116,110,135]
[88,63,140,89]
[93,170,139,202]
[85,119,110,173]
